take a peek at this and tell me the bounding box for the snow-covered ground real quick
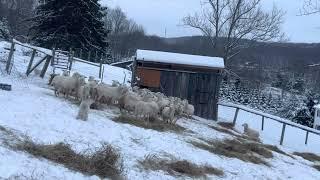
[219,105,320,155]
[0,41,320,179]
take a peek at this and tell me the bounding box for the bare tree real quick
[104,7,130,35]
[183,0,285,65]
[103,6,145,60]
[300,0,320,15]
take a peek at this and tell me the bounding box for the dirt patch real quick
[16,141,124,179]
[190,138,273,166]
[113,113,186,133]
[139,154,224,178]
[293,152,320,162]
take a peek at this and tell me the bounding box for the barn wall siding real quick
[158,70,221,120]
[134,59,222,120]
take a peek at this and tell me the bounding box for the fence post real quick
[261,116,265,131]
[95,50,98,62]
[88,51,91,61]
[280,124,286,145]
[26,49,36,75]
[305,131,309,145]
[99,57,103,79]
[68,48,74,71]
[6,40,15,73]
[233,108,240,125]
[51,48,56,66]
[80,48,83,59]
[101,65,105,82]
[40,56,52,78]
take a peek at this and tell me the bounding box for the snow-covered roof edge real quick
[136,49,225,69]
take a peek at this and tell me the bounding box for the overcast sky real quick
[101,0,320,43]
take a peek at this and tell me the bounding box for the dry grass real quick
[262,144,295,159]
[217,122,235,129]
[190,138,273,166]
[16,141,124,179]
[208,125,242,138]
[293,152,320,162]
[113,113,186,133]
[313,165,320,171]
[139,154,224,178]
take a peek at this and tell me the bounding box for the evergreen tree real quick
[30,0,108,50]
[0,18,10,40]
[292,98,315,128]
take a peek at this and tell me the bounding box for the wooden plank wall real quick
[160,70,221,120]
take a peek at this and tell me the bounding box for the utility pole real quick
[165,28,167,38]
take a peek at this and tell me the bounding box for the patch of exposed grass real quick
[208,125,242,138]
[0,125,23,147]
[16,141,123,179]
[313,165,320,171]
[139,154,224,178]
[113,113,186,133]
[217,122,235,130]
[190,138,273,166]
[262,144,295,159]
[293,152,320,162]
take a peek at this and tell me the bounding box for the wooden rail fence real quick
[5,39,105,79]
[218,102,320,146]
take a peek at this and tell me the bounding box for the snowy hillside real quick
[0,41,320,179]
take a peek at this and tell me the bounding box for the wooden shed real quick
[132,49,225,120]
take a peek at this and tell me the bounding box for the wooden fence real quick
[5,39,105,79]
[218,102,320,146]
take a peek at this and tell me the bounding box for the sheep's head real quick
[72,72,81,78]
[78,77,86,86]
[132,86,139,92]
[118,86,129,95]
[62,70,70,76]
[112,80,121,87]
[88,76,95,81]
[242,123,249,130]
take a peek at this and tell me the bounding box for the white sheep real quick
[242,123,260,141]
[76,99,95,121]
[132,86,140,93]
[78,84,91,101]
[94,85,129,105]
[112,80,121,87]
[162,103,175,124]
[184,103,194,118]
[141,93,158,102]
[173,98,185,118]
[118,91,142,112]
[134,101,160,122]
[53,74,85,98]
[88,76,95,82]
[51,75,67,96]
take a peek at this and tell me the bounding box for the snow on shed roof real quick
[136,49,225,69]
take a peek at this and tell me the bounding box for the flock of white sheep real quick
[50,70,195,123]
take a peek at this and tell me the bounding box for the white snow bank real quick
[136,49,225,69]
